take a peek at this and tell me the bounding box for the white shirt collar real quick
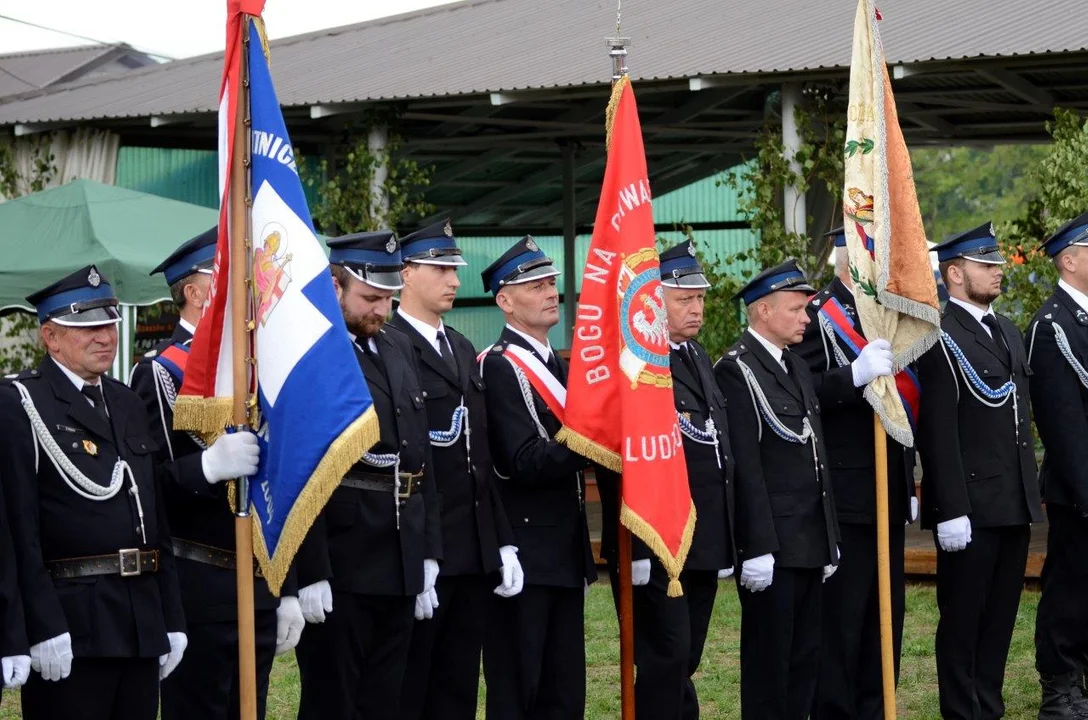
[1059,279,1088,315]
[746,327,786,369]
[505,323,552,362]
[52,357,100,393]
[948,296,996,336]
[397,308,446,354]
[178,317,197,335]
[669,340,688,351]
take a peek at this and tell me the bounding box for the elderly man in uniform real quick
[714,259,841,720]
[597,239,735,720]
[479,236,597,719]
[0,474,29,697]
[0,266,188,720]
[294,230,441,720]
[1027,211,1088,719]
[796,227,911,720]
[389,218,523,720]
[129,228,304,720]
[917,222,1043,720]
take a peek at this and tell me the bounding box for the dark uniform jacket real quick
[0,358,185,658]
[387,313,514,576]
[600,339,736,571]
[714,329,840,569]
[1028,286,1088,515]
[129,324,290,624]
[796,278,915,525]
[480,327,596,589]
[0,475,27,658]
[916,302,1043,528]
[297,326,441,597]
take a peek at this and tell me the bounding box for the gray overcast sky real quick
[0,0,457,60]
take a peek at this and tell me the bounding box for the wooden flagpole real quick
[231,14,259,720]
[873,414,896,719]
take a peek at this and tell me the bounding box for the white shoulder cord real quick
[1050,322,1088,389]
[818,314,853,369]
[152,361,206,453]
[12,381,147,543]
[735,359,821,480]
[507,360,549,440]
[939,331,1020,444]
[677,413,721,469]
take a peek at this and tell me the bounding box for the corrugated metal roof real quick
[1,0,1085,125]
[0,44,154,100]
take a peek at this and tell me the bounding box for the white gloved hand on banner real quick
[201,431,260,484]
[158,632,188,680]
[494,546,524,598]
[851,339,894,387]
[29,632,72,682]
[299,580,333,624]
[2,654,30,689]
[275,596,305,655]
[631,559,651,587]
[739,554,775,592]
[937,515,972,552]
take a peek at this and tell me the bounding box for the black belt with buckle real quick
[46,549,160,579]
[341,469,425,498]
[171,538,264,578]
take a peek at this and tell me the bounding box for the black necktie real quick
[436,330,459,375]
[678,344,699,380]
[981,315,1010,360]
[545,351,562,379]
[362,340,385,372]
[81,384,109,424]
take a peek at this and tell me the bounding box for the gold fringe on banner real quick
[604,74,630,152]
[555,427,622,473]
[173,396,234,436]
[252,407,380,595]
[621,500,697,597]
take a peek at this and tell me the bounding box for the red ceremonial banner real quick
[558,76,695,596]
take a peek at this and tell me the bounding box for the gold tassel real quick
[555,427,622,472]
[173,396,233,435]
[620,500,697,598]
[251,16,272,65]
[604,74,629,152]
[252,407,380,595]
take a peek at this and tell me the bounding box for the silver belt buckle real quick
[119,548,142,577]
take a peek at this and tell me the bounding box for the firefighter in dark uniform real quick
[918,222,1043,720]
[295,230,441,720]
[0,266,187,720]
[597,239,735,720]
[129,228,304,720]
[1027,211,1088,719]
[0,471,29,696]
[479,236,597,719]
[796,227,914,720]
[714,259,841,720]
[390,219,523,720]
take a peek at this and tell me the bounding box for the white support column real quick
[781,83,806,236]
[367,124,390,223]
[111,304,136,382]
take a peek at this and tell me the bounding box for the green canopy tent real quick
[0,179,219,380]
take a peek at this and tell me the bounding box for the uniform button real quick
[396,408,402,416]
[72,442,79,449]
[471,465,477,473]
[402,440,409,448]
[822,491,827,497]
[523,517,529,523]
[1022,441,1028,447]
[422,391,428,398]
[31,370,38,375]
[680,401,686,407]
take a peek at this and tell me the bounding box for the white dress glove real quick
[717,567,734,580]
[631,559,651,587]
[414,559,441,621]
[740,554,775,592]
[937,515,972,552]
[494,545,525,598]
[299,580,334,624]
[275,596,305,655]
[851,339,894,387]
[29,632,72,682]
[823,546,841,583]
[158,632,188,680]
[909,496,919,524]
[2,654,31,688]
[201,431,260,484]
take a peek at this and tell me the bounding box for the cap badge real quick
[525,236,539,252]
[443,221,453,237]
[88,268,101,288]
[687,243,696,257]
[385,238,397,254]
[989,222,996,236]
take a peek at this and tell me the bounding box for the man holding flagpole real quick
[131,228,304,720]
[479,237,597,719]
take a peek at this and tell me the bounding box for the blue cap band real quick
[741,269,805,305]
[936,236,1000,262]
[832,232,847,248]
[402,236,459,260]
[163,243,217,285]
[35,283,117,322]
[660,255,701,277]
[1045,222,1088,257]
[330,247,402,268]
[488,249,549,295]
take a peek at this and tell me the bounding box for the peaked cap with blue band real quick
[400,218,466,267]
[734,259,815,305]
[26,264,121,327]
[659,239,710,289]
[1040,210,1088,257]
[327,230,404,291]
[480,235,560,295]
[825,226,847,248]
[151,227,217,285]
[930,221,1005,265]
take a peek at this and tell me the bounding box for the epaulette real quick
[2,367,41,383]
[808,287,833,308]
[491,343,506,354]
[721,341,749,361]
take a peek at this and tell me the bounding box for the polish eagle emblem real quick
[617,249,672,389]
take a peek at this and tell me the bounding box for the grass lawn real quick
[0,582,1042,719]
